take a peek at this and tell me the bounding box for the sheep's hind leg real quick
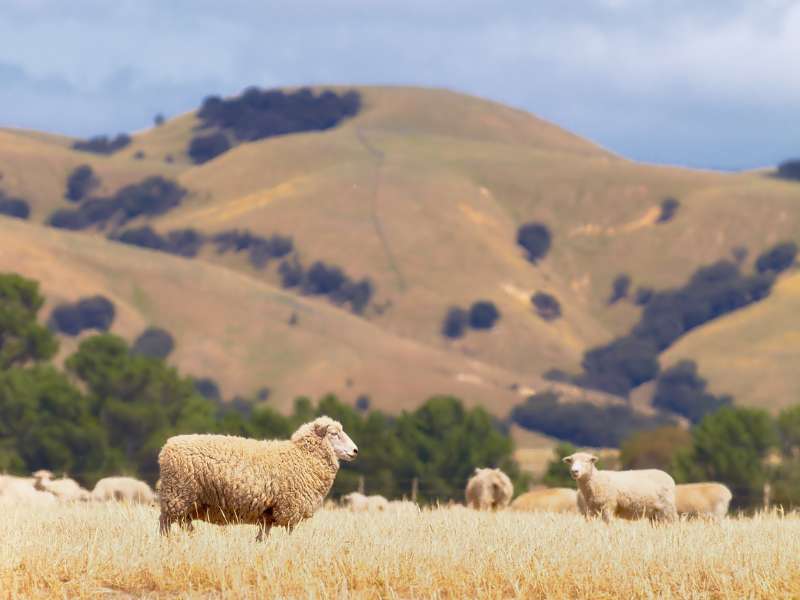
[159,513,173,536]
[256,507,276,542]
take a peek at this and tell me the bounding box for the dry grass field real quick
[2,503,799,599]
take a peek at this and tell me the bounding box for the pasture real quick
[1,504,798,599]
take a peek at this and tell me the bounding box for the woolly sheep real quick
[92,476,156,504]
[511,487,579,513]
[563,452,677,523]
[33,470,91,502]
[157,415,358,540]
[675,482,732,520]
[342,492,390,512]
[465,467,513,510]
[0,475,56,506]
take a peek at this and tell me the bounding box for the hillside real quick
[1,85,799,424]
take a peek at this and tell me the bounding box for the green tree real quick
[65,334,216,481]
[0,273,58,368]
[542,442,577,488]
[620,426,692,470]
[0,365,109,482]
[672,407,777,508]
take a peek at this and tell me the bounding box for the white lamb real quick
[33,470,91,502]
[465,467,513,511]
[0,475,56,506]
[675,482,732,520]
[563,452,677,523]
[92,476,156,504]
[341,492,390,512]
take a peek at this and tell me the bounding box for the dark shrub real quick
[609,274,631,304]
[777,160,800,181]
[755,241,797,274]
[132,327,175,359]
[72,134,131,154]
[188,132,231,164]
[49,295,115,336]
[731,246,748,265]
[193,377,221,401]
[279,257,304,288]
[304,262,346,295]
[356,395,371,412]
[657,197,680,223]
[634,287,654,306]
[111,226,166,251]
[154,114,165,127]
[580,336,660,395]
[468,301,500,329]
[652,360,732,424]
[76,296,115,331]
[133,151,145,160]
[511,390,673,447]
[335,279,374,314]
[49,176,186,231]
[442,307,467,339]
[165,229,205,257]
[65,165,99,202]
[0,197,30,220]
[531,292,561,320]
[213,230,294,267]
[516,222,552,262]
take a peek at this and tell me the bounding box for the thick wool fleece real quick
[578,468,677,522]
[675,482,732,519]
[465,468,513,510]
[510,488,579,513]
[158,420,341,536]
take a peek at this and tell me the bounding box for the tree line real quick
[0,272,523,501]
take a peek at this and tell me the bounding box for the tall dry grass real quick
[1,503,799,599]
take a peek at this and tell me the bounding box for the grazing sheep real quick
[342,492,390,512]
[563,452,677,523]
[676,482,732,520]
[33,470,91,502]
[0,476,56,506]
[92,476,156,504]
[465,468,513,511]
[511,487,579,513]
[158,415,358,540]
[387,500,421,513]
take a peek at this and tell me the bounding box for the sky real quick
[1,1,798,169]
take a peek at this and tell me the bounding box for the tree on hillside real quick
[531,291,561,321]
[608,274,631,304]
[468,301,500,329]
[516,222,552,263]
[442,307,467,338]
[0,365,109,480]
[672,407,777,508]
[65,334,216,481]
[132,327,175,359]
[0,196,30,220]
[657,197,680,223]
[620,426,691,470]
[0,273,58,369]
[776,160,800,181]
[755,241,797,275]
[65,165,99,202]
[652,361,732,424]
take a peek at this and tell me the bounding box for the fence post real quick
[411,477,418,503]
[357,475,365,495]
[763,481,771,511]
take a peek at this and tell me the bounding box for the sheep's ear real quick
[562,456,573,465]
[313,421,331,437]
[589,455,598,463]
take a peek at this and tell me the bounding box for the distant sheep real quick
[33,470,91,502]
[676,482,732,520]
[158,416,358,540]
[563,452,677,523]
[0,475,56,506]
[342,492,390,512]
[511,487,579,513]
[465,468,513,511]
[92,477,156,504]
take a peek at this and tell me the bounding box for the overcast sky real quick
[1,1,798,169]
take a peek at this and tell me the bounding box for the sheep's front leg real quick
[601,505,614,523]
[256,507,276,542]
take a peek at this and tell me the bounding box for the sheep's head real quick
[32,469,53,481]
[562,452,597,481]
[292,416,358,461]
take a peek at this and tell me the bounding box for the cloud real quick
[0,1,797,167]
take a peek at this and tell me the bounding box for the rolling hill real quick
[1,85,798,429]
